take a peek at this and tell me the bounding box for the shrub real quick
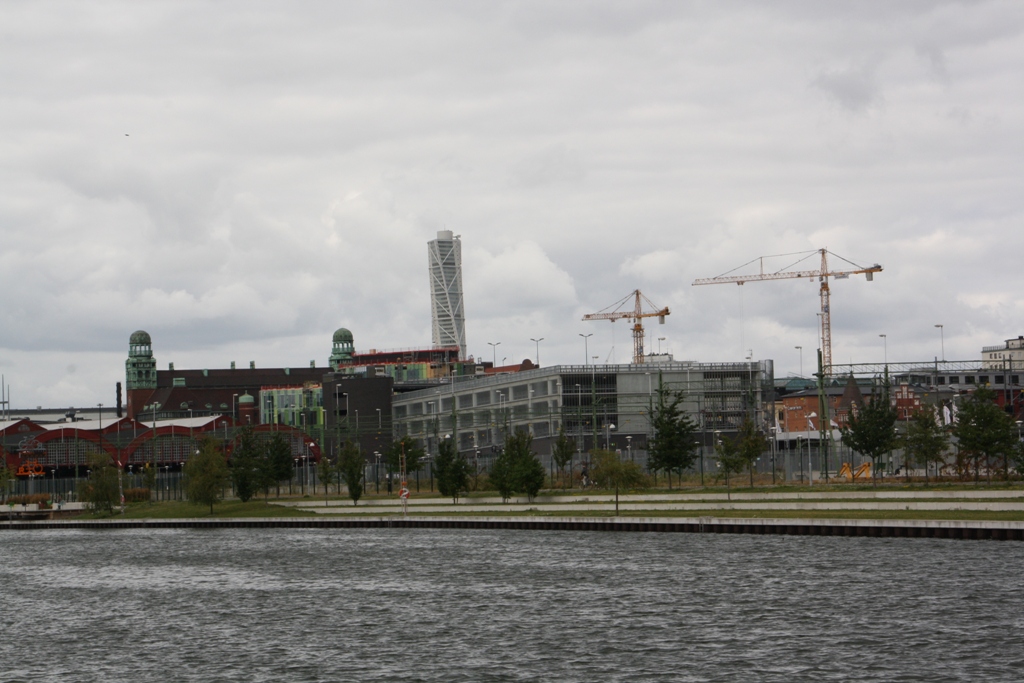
[124,488,151,503]
[8,493,51,507]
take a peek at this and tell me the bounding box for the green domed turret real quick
[126,330,156,390]
[330,327,355,369]
[130,330,152,346]
[238,393,255,405]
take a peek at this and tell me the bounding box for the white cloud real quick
[1,2,1024,404]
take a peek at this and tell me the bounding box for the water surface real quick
[1,529,1021,682]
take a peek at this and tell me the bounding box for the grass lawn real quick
[78,499,319,520]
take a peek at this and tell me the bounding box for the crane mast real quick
[582,289,670,365]
[692,248,882,375]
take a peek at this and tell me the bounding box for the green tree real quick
[840,378,898,485]
[902,408,949,481]
[591,448,646,514]
[316,455,337,503]
[489,448,517,502]
[385,438,425,478]
[716,433,747,498]
[263,431,294,498]
[185,438,231,514]
[955,387,1019,481]
[337,440,365,505]
[486,432,543,502]
[434,437,470,503]
[504,431,545,501]
[1012,440,1024,477]
[733,418,767,488]
[230,426,261,503]
[81,450,119,515]
[551,427,575,489]
[648,381,699,488]
[142,462,157,500]
[0,460,10,503]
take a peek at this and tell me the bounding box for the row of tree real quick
[842,383,1024,483]
[69,377,1024,517]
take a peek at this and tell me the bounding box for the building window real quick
[949,376,959,384]
[965,376,975,384]
[979,376,989,385]
[937,377,945,385]
[996,376,1005,384]
[1014,375,1020,384]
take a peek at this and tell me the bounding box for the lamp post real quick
[530,338,544,367]
[626,435,632,462]
[342,392,350,444]
[374,451,381,493]
[657,337,665,354]
[605,423,616,450]
[713,430,722,481]
[935,324,945,361]
[879,334,887,365]
[488,341,501,367]
[795,346,803,377]
[579,333,593,365]
[695,441,704,487]
[797,436,804,484]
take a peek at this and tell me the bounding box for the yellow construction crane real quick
[692,248,882,375]
[582,289,670,365]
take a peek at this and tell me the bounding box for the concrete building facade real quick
[391,360,773,467]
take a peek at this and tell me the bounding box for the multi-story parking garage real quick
[391,360,773,466]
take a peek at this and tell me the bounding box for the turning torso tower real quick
[427,230,467,358]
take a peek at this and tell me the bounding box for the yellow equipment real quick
[838,462,871,480]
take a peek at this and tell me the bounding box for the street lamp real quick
[713,430,722,479]
[879,334,887,365]
[579,333,593,365]
[605,422,616,450]
[488,341,501,367]
[626,435,632,462]
[530,338,544,367]
[374,451,381,493]
[795,346,803,377]
[935,324,945,361]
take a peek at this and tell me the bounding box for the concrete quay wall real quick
[4,516,1023,541]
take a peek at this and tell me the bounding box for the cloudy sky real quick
[2,1,1022,409]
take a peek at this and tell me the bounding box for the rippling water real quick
[2,528,1023,682]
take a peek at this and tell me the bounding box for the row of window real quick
[936,375,1020,385]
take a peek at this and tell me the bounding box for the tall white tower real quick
[428,230,467,357]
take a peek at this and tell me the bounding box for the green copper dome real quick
[129,330,152,346]
[333,328,354,343]
[238,393,255,404]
